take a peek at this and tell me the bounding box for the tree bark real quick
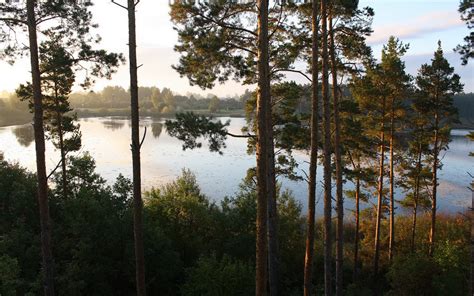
[27,0,55,295]
[256,0,270,295]
[303,1,319,294]
[54,85,67,198]
[127,1,146,294]
[329,12,344,296]
[388,104,395,262]
[321,1,333,295]
[429,112,439,257]
[58,111,67,197]
[267,93,278,296]
[411,145,422,253]
[353,175,360,282]
[374,97,385,277]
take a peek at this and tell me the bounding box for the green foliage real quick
[181,255,254,296]
[0,158,42,295]
[387,253,439,295]
[455,0,473,65]
[170,1,302,88]
[415,42,463,163]
[165,112,231,154]
[0,154,469,295]
[17,37,82,158]
[145,169,222,274]
[433,240,470,295]
[387,239,469,296]
[0,255,20,296]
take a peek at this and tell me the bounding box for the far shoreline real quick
[0,108,247,128]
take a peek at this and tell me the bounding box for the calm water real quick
[0,117,472,214]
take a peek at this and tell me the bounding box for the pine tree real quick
[339,97,375,282]
[352,59,388,285]
[1,2,121,293]
[379,36,411,261]
[304,1,319,295]
[169,3,303,293]
[111,0,146,294]
[414,41,463,256]
[17,38,81,198]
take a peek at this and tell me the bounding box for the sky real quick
[0,0,472,97]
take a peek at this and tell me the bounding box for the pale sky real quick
[0,0,472,96]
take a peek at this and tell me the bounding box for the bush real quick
[181,255,254,296]
[387,253,439,295]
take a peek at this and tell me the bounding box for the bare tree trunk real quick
[256,0,270,295]
[411,146,422,253]
[303,1,319,294]
[353,175,360,282]
[321,1,333,295]
[126,1,146,294]
[329,13,344,296]
[267,99,278,296]
[57,112,67,197]
[27,0,55,294]
[374,97,385,277]
[388,105,395,262]
[429,113,439,257]
[54,86,68,198]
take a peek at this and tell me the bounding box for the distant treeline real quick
[0,88,473,127]
[69,86,249,113]
[453,92,474,125]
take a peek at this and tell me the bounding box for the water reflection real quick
[12,124,34,147]
[0,117,471,214]
[102,120,125,131]
[151,122,163,139]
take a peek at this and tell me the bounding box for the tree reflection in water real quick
[102,120,125,131]
[12,124,34,147]
[151,122,163,139]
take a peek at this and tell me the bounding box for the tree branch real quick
[0,17,26,25]
[226,131,255,138]
[111,0,128,10]
[195,10,257,37]
[139,126,147,149]
[271,68,312,82]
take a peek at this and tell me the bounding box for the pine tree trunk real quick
[411,145,422,253]
[54,87,67,198]
[321,1,333,295]
[303,0,319,294]
[57,112,67,197]
[267,98,278,296]
[429,114,439,257]
[127,1,146,294]
[329,13,344,296]
[388,106,395,262]
[353,175,360,282]
[256,0,270,295]
[374,97,385,277]
[27,0,55,294]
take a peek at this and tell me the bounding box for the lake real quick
[0,117,472,214]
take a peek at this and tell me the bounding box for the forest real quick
[0,0,473,296]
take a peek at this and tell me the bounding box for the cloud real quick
[368,10,464,45]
